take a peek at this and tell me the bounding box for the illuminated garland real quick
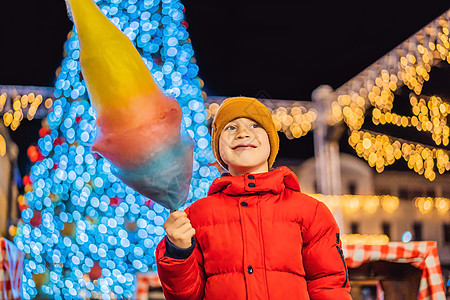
[1,93,53,130]
[205,97,317,139]
[311,193,449,215]
[415,196,450,214]
[372,95,449,146]
[0,91,53,158]
[341,234,390,245]
[310,194,400,214]
[332,10,450,181]
[349,130,450,180]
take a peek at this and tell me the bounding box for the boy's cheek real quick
[220,149,232,164]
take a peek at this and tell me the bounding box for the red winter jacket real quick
[156,166,351,300]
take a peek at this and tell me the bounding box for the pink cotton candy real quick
[92,94,182,170]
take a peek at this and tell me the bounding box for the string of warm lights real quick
[415,196,450,214]
[341,234,390,245]
[311,193,449,215]
[332,11,450,127]
[309,194,400,214]
[1,93,53,130]
[330,10,450,181]
[0,89,54,158]
[205,96,317,139]
[372,94,450,146]
[348,129,450,180]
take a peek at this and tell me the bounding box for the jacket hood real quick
[208,166,301,196]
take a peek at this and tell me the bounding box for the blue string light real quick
[14,0,219,298]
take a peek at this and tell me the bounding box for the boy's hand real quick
[164,210,195,249]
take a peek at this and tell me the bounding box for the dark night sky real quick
[0,2,448,98]
[0,1,449,174]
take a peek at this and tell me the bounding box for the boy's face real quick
[219,117,270,176]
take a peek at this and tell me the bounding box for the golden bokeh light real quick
[1,91,54,157]
[435,197,450,214]
[311,194,400,214]
[0,134,6,157]
[342,234,389,245]
[206,101,317,140]
[415,197,434,214]
[381,195,400,213]
[329,13,450,181]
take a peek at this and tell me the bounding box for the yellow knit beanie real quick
[211,97,279,171]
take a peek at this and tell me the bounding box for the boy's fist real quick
[164,210,195,249]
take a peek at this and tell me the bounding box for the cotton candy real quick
[65,0,194,210]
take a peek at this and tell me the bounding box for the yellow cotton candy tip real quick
[66,0,165,110]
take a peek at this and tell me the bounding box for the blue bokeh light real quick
[402,231,412,243]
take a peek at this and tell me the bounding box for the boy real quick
[155,97,352,299]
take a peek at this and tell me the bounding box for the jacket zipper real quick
[336,246,348,288]
[257,196,270,299]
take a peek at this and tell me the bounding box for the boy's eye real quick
[225,125,236,130]
[250,123,260,128]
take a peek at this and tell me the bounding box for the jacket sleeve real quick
[302,201,352,299]
[155,208,206,300]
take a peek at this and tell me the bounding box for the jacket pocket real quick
[336,246,348,288]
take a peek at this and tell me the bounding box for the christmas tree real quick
[14,0,219,298]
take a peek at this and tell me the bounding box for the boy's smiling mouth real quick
[232,144,257,150]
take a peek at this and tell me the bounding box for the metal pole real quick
[312,85,344,233]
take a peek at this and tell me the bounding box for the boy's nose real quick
[236,127,251,139]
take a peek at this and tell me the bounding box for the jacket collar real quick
[208,166,301,196]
